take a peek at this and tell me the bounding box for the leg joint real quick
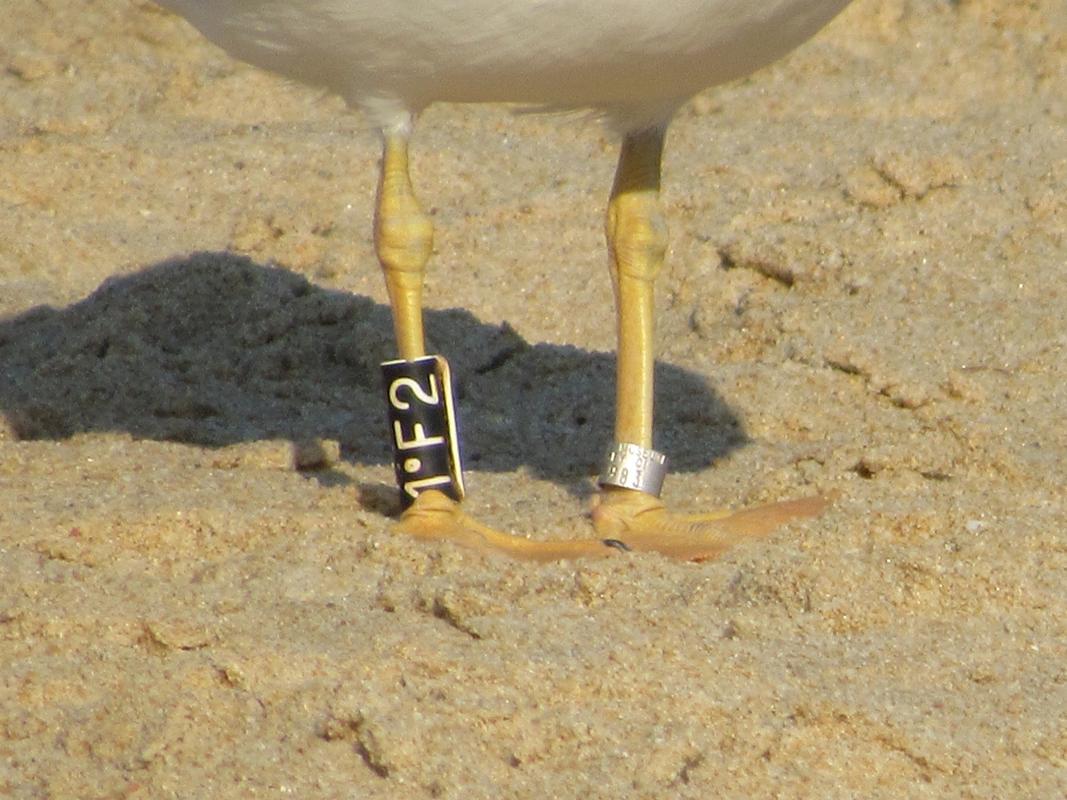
[607,193,667,282]
[375,200,434,275]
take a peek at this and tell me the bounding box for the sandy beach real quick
[1,0,1065,797]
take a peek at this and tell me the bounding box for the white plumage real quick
[157,0,850,130]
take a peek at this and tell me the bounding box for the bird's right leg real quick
[375,126,432,362]
[373,125,611,560]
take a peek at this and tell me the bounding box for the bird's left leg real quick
[591,127,825,560]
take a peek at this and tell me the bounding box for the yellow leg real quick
[605,126,665,450]
[374,126,615,559]
[375,129,432,361]
[591,128,827,558]
[595,128,670,525]
[373,124,825,562]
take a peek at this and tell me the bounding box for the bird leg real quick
[603,127,665,452]
[375,128,433,362]
[374,127,610,560]
[372,126,824,562]
[590,127,826,560]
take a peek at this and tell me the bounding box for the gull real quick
[153,0,853,561]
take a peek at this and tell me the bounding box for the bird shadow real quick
[0,253,746,496]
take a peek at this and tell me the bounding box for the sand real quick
[1,0,1065,797]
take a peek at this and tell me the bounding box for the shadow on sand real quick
[0,253,746,494]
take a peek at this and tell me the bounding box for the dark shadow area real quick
[0,253,746,489]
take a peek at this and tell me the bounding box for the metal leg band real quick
[381,355,465,508]
[597,442,668,497]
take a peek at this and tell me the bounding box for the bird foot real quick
[591,487,828,562]
[394,488,827,562]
